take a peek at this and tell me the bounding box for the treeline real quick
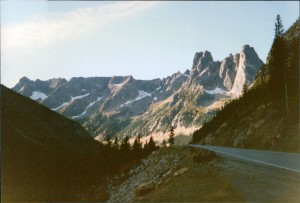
[98,135,159,174]
[192,16,299,144]
[96,128,176,176]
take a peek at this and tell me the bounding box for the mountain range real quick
[13,44,263,143]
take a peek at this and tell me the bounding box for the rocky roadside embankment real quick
[106,147,216,202]
[105,145,300,202]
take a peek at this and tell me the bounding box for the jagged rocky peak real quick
[203,50,213,60]
[196,50,213,72]
[240,44,262,67]
[192,52,204,68]
[14,76,30,90]
[12,77,31,95]
[219,53,238,90]
[183,69,190,76]
[220,54,234,77]
[187,45,263,93]
[190,50,214,79]
[242,44,253,52]
[164,70,189,92]
[124,75,135,82]
[19,76,31,83]
[49,78,67,89]
[109,76,132,87]
[231,44,264,94]
[187,49,223,89]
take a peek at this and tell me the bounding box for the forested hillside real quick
[192,17,299,153]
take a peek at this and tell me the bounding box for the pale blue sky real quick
[1,1,299,88]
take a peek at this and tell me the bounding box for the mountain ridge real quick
[12,44,263,142]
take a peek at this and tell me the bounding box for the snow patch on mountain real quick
[52,93,90,111]
[205,87,227,95]
[72,97,103,119]
[122,90,152,106]
[30,91,48,100]
[18,86,25,93]
[113,83,123,87]
[156,86,162,91]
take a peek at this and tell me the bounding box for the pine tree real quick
[242,83,248,95]
[120,136,130,152]
[148,136,156,152]
[168,126,175,146]
[143,140,148,155]
[132,134,142,158]
[132,136,141,150]
[275,14,284,38]
[268,14,288,113]
[120,136,131,162]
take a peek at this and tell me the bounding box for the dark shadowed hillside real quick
[1,84,160,202]
[192,19,299,153]
[1,85,108,202]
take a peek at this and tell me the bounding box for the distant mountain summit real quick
[13,45,263,143]
[231,45,264,93]
[187,44,263,94]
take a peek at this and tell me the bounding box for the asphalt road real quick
[190,144,300,173]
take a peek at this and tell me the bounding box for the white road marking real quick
[190,145,300,173]
[212,148,300,173]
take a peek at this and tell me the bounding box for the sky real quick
[1,1,299,88]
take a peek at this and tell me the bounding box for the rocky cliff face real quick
[231,45,264,94]
[188,51,220,90]
[13,45,263,142]
[186,44,263,94]
[219,53,239,90]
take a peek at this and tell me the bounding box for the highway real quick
[190,144,300,173]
